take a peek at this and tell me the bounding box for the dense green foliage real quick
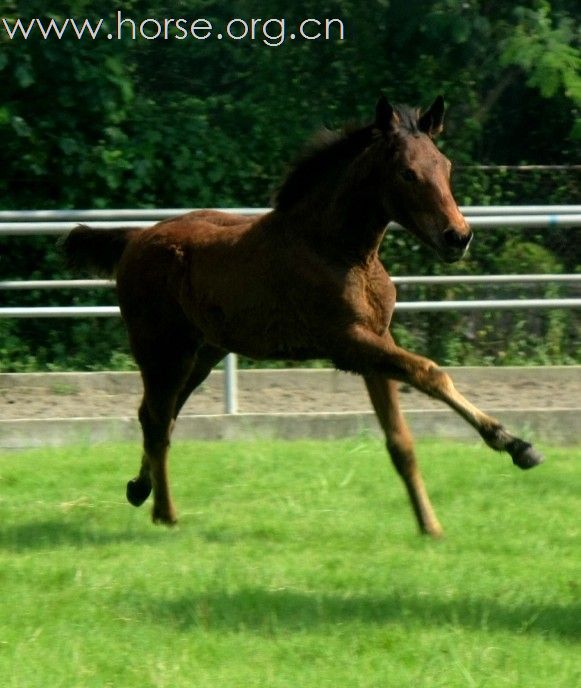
[0,439,579,687]
[0,1,579,370]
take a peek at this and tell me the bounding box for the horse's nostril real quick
[444,228,472,249]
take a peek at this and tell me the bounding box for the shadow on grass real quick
[134,587,580,640]
[0,519,165,551]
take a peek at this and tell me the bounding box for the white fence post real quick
[224,353,238,415]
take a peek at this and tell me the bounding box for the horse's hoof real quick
[126,477,152,507]
[509,440,544,470]
[421,522,444,539]
[152,509,178,527]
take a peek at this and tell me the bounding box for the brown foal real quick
[63,95,542,536]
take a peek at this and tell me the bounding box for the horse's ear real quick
[375,95,397,132]
[418,95,445,137]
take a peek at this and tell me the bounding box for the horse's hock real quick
[1,366,579,448]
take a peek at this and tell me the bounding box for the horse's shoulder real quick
[342,258,395,334]
[362,257,394,292]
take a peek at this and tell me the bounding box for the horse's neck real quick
[284,185,389,264]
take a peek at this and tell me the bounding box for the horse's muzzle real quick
[441,227,473,262]
[443,227,473,250]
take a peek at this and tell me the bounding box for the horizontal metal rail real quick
[0,221,147,236]
[0,279,115,290]
[396,299,581,310]
[0,205,579,222]
[0,306,121,317]
[1,208,581,236]
[393,274,581,285]
[2,215,581,236]
[2,274,580,291]
[460,205,581,215]
[457,164,581,171]
[467,215,581,227]
[2,299,580,318]
[0,208,270,222]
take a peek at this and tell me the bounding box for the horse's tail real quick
[60,225,138,277]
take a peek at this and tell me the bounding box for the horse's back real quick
[115,211,273,342]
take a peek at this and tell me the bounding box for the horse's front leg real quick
[336,326,543,469]
[365,375,443,537]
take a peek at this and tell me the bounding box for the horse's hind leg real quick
[365,375,443,537]
[135,358,194,525]
[126,343,225,522]
[122,323,196,524]
[126,456,153,508]
[173,344,227,420]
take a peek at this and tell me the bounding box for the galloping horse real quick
[63,96,542,537]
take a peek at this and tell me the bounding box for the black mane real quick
[394,104,421,134]
[273,105,420,211]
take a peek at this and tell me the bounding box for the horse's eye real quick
[401,168,418,182]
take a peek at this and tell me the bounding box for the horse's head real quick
[373,95,472,263]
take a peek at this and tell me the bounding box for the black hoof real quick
[509,439,544,470]
[126,477,152,507]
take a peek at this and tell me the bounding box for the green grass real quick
[0,439,579,687]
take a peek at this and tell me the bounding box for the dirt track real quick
[2,368,580,420]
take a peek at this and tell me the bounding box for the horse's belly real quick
[193,301,324,360]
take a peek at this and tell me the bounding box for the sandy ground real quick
[2,369,580,419]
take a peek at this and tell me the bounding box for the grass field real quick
[0,438,579,687]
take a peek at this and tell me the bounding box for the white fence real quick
[2,205,580,315]
[1,206,581,236]
[1,206,580,413]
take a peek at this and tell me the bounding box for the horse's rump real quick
[61,224,139,277]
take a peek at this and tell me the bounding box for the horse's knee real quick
[386,427,413,455]
[386,430,417,478]
[421,365,454,398]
